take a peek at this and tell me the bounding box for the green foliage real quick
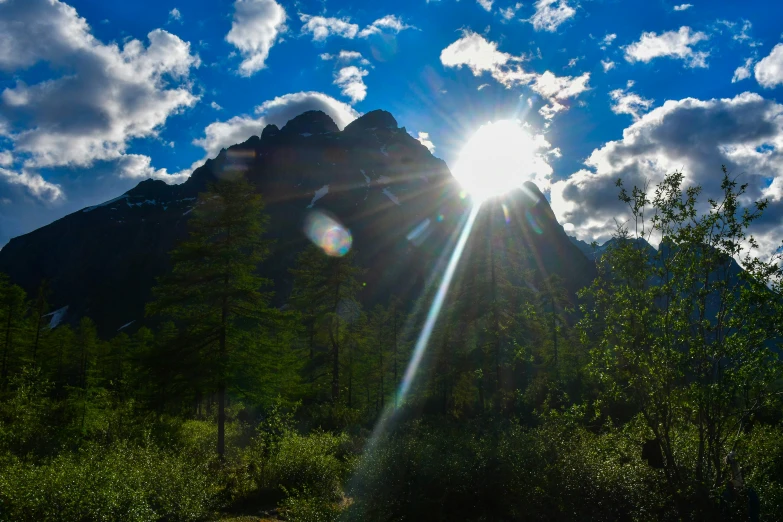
[579,169,783,515]
[346,417,669,521]
[0,441,219,521]
[0,168,781,520]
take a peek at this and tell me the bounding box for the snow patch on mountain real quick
[382,188,400,205]
[307,185,329,208]
[44,306,69,328]
[83,195,129,212]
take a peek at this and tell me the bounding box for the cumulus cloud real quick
[440,31,589,118]
[440,30,533,87]
[210,101,223,110]
[528,0,576,32]
[601,59,616,72]
[624,26,709,68]
[477,0,493,12]
[115,154,190,184]
[194,92,359,159]
[755,44,783,88]
[673,4,692,11]
[0,0,200,190]
[334,66,369,104]
[358,15,414,38]
[0,167,62,202]
[733,57,754,83]
[609,86,654,121]
[550,92,783,257]
[300,14,358,41]
[531,71,590,99]
[226,0,287,76]
[416,132,435,153]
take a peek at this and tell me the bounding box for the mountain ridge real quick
[0,109,595,336]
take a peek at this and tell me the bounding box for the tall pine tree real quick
[147,175,272,459]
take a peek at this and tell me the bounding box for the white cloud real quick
[358,15,414,38]
[566,57,579,68]
[477,0,493,12]
[440,32,589,119]
[673,4,692,11]
[210,101,223,110]
[601,59,616,72]
[528,0,576,32]
[300,14,358,41]
[334,66,369,104]
[168,7,182,22]
[550,92,783,257]
[440,30,534,87]
[416,131,435,153]
[733,20,753,43]
[500,3,523,20]
[226,0,287,76]
[732,57,754,83]
[194,92,359,159]
[0,167,63,202]
[755,44,783,88]
[0,0,200,187]
[115,153,190,184]
[320,50,370,65]
[477,83,491,90]
[624,26,709,68]
[600,33,616,50]
[0,151,12,167]
[531,71,590,119]
[530,71,590,99]
[609,87,654,121]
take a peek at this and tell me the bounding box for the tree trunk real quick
[1,302,13,391]
[393,306,398,408]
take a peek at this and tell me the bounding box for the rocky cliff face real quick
[0,109,595,335]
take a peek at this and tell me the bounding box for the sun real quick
[452,120,548,203]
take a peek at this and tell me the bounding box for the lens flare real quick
[525,209,543,235]
[304,210,352,257]
[396,204,481,403]
[502,203,511,224]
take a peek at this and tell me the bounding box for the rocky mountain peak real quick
[280,110,339,135]
[261,124,279,140]
[343,110,398,134]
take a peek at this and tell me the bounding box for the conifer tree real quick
[0,276,27,392]
[147,175,272,459]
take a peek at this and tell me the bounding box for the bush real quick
[279,488,343,522]
[344,417,670,521]
[255,429,350,500]
[0,441,219,521]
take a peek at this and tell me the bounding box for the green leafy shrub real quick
[0,441,219,521]
[279,488,343,522]
[260,430,349,500]
[345,417,670,521]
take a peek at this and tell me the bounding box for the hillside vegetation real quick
[0,171,781,521]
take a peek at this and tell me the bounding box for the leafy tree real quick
[579,169,783,516]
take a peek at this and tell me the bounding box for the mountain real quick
[0,109,595,336]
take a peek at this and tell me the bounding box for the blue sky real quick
[1,0,783,253]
